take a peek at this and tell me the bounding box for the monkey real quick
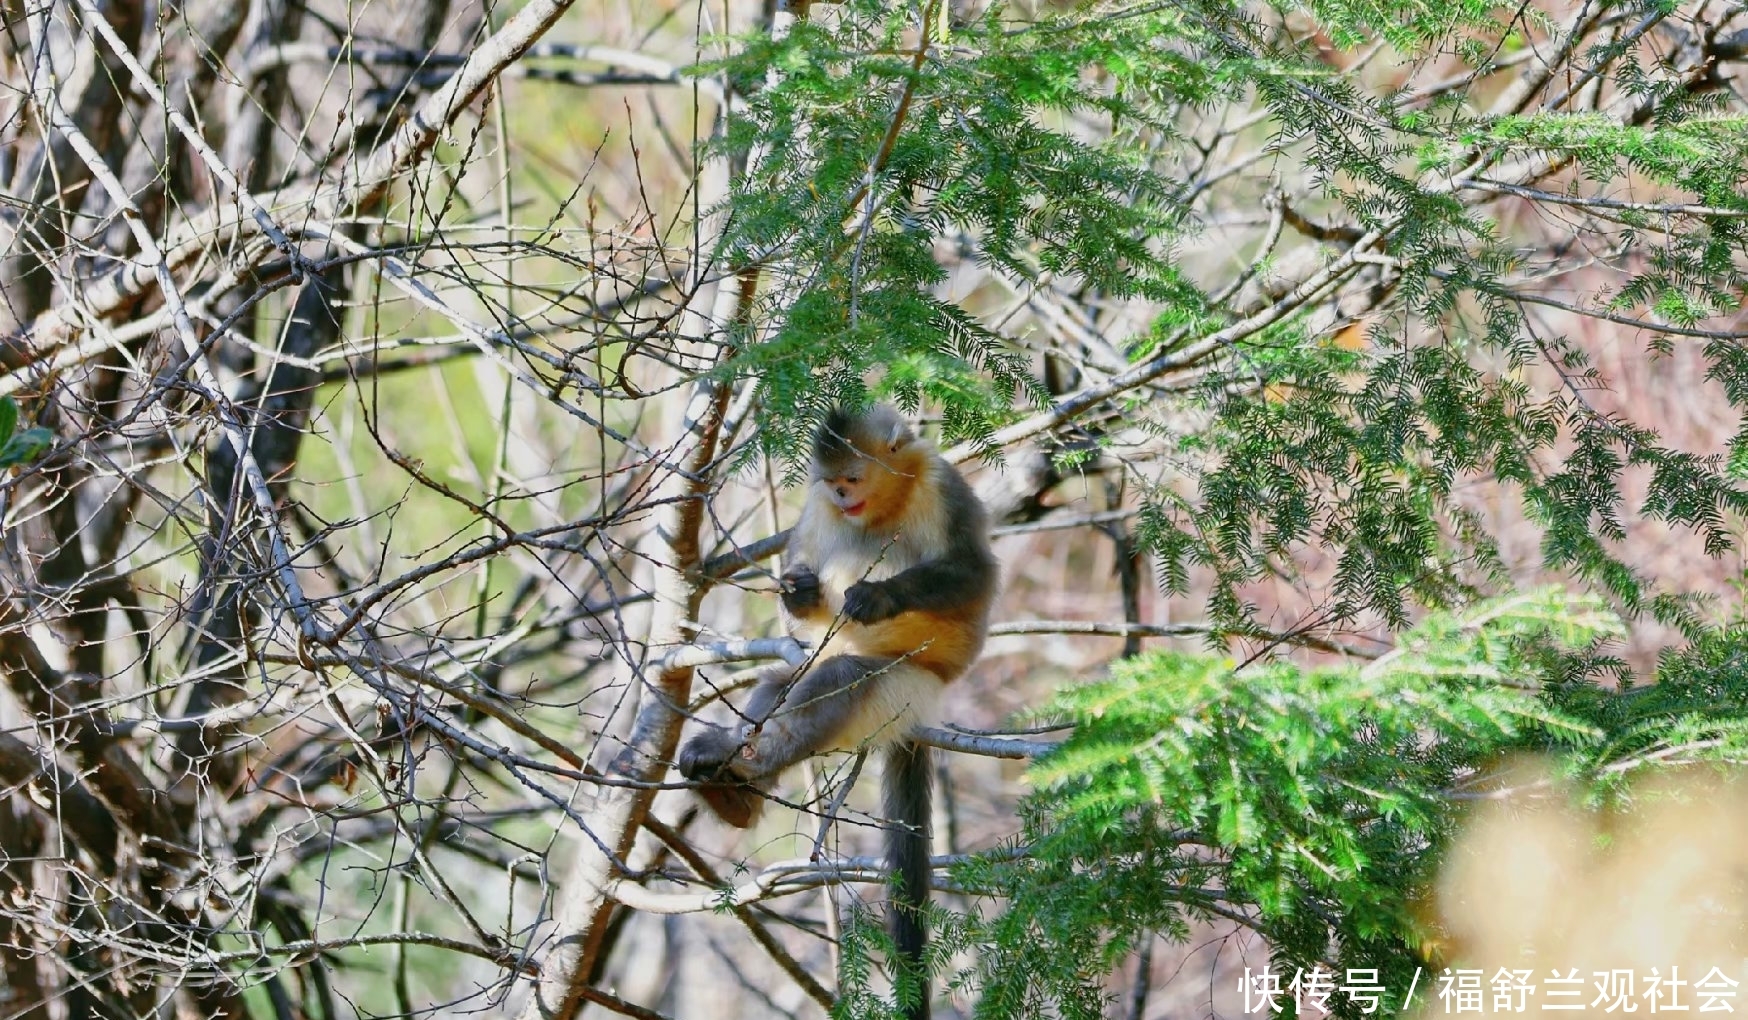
[678,403,998,1020]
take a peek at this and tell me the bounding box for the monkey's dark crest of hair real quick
[813,403,911,469]
[886,740,934,1020]
[814,405,863,464]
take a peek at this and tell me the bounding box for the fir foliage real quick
[703,0,1195,452]
[959,590,1616,1019]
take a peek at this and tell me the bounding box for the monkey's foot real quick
[679,727,766,828]
[678,725,755,782]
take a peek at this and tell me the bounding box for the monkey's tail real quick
[884,739,933,1020]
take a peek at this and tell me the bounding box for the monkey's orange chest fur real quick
[790,473,981,682]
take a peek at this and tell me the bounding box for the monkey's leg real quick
[680,656,924,826]
[679,663,799,827]
[679,654,910,780]
[743,655,914,774]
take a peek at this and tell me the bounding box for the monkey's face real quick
[818,455,876,523]
[818,447,915,530]
[813,411,925,530]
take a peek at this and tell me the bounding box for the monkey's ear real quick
[886,421,915,453]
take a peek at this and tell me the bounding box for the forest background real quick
[4,0,1748,1017]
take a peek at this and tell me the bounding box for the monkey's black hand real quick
[780,566,822,614]
[842,580,899,624]
[679,726,750,782]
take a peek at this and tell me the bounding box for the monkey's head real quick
[812,405,926,530]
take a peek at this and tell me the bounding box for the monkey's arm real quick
[779,505,833,622]
[842,542,995,624]
[843,466,995,625]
